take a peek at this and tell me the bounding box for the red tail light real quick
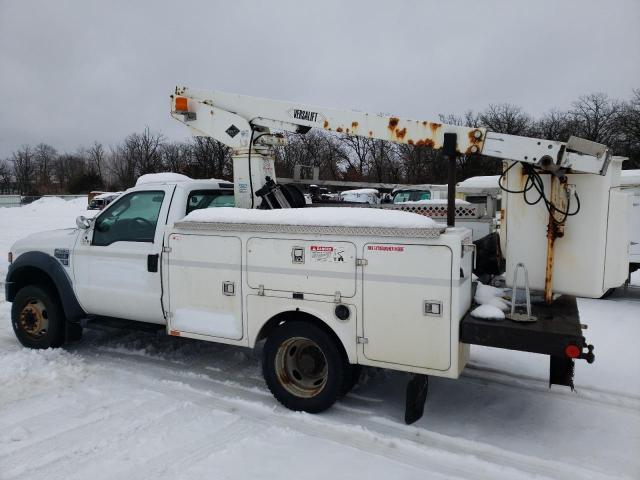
[565,344,581,358]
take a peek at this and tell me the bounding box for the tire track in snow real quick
[463,363,640,413]
[86,348,622,480]
[117,418,260,480]
[1,395,186,479]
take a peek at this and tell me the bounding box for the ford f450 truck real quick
[6,86,623,424]
[6,173,598,424]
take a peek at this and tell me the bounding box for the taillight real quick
[565,344,581,358]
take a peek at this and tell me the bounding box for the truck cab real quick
[6,175,235,331]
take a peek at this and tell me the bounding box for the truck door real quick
[73,186,174,324]
[167,234,243,340]
[362,243,452,371]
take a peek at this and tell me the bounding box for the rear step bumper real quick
[460,294,594,389]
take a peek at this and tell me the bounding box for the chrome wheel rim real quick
[275,337,328,398]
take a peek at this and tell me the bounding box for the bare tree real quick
[188,137,232,179]
[108,144,137,190]
[0,159,13,193]
[160,142,189,173]
[478,103,532,135]
[339,135,372,179]
[532,109,574,141]
[122,127,165,176]
[12,146,37,194]
[569,93,622,145]
[617,89,640,169]
[367,139,401,183]
[87,141,106,187]
[274,131,346,181]
[33,143,57,193]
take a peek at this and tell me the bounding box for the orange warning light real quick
[175,97,188,112]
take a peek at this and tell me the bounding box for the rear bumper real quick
[460,294,594,387]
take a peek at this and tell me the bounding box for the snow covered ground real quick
[0,199,639,480]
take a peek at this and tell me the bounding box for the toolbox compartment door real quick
[246,238,357,297]
[167,233,243,340]
[362,243,452,370]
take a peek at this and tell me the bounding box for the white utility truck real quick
[5,87,630,423]
[620,169,640,273]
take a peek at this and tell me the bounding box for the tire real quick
[262,321,346,413]
[11,285,65,349]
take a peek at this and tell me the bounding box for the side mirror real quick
[76,215,91,230]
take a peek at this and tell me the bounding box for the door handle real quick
[147,254,159,273]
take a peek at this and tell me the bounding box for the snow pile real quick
[182,207,439,229]
[340,188,379,195]
[474,283,509,311]
[470,304,505,320]
[457,175,500,190]
[0,197,93,280]
[93,191,121,200]
[136,173,192,185]
[471,282,510,319]
[0,348,89,407]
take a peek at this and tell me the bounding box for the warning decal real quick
[310,245,334,262]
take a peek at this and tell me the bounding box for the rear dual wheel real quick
[263,321,356,413]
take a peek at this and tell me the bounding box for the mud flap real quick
[404,374,429,424]
[549,356,575,390]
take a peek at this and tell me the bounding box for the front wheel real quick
[262,321,346,413]
[11,285,65,349]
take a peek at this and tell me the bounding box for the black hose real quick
[248,128,255,209]
[498,161,581,223]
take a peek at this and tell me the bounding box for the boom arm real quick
[170,86,619,305]
[171,86,611,178]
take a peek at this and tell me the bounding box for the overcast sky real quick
[1,0,639,158]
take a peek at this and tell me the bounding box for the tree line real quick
[1,90,638,195]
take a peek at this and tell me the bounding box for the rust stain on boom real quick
[395,127,407,140]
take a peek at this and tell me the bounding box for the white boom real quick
[170,86,627,303]
[170,86,611,209]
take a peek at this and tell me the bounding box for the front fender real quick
[5,251,85,321]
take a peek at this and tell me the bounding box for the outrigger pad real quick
[404,374,429,424]
[550,356,575,390]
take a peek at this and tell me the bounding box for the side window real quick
[418,191,431,201]
[393,192,411,204]
[186,189,235,215]
[92,191,165,246]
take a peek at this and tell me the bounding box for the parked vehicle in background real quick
[391,185,446,204]
[339,188,380,204]
[620,169,640,274]
[456,175,501,219]
[88,192,122,210]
